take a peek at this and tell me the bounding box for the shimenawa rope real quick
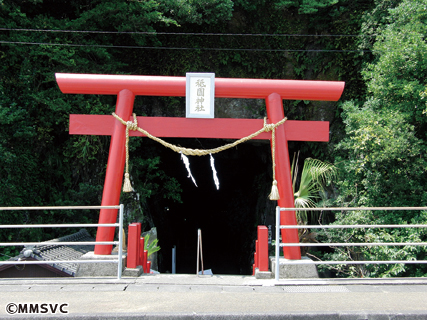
[113,113,286,200]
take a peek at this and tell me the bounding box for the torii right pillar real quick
[266,93,304,260]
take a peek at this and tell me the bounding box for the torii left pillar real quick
[56,73,344,259]
[99,89,135,254]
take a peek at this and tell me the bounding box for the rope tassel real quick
[121,114,138,193]
[269,180,280,201]
[123,173,134,192]
[268,123,280,201]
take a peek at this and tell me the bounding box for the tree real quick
[0,0,232,257]
[363,0,427,137]
[322,0,427,277]
[326,101,427,277]
[275,0,339,14]
[292,155,337,224]
[0,0,381,269]
[291,155,337,256]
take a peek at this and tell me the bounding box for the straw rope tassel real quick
[269,125,280,201]
[122,115,138,192]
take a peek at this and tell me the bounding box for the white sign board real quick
[186,73,215,118]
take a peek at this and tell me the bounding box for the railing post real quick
[117,204,124,280]
[172,245,176,274]
[275,206,280,282]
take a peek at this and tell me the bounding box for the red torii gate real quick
[55,73,344,260]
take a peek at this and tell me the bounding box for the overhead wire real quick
[1,23,422,53]
[0,27,373,38]
[0,27,377,53]
[0,39,371,52]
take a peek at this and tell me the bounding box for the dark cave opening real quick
[151,139,273,275]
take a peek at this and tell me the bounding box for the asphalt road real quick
[0,275,426,319]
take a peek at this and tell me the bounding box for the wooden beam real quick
[69,115,329,142]
[56,73,345,101]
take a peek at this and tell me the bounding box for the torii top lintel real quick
[55,73,344,101]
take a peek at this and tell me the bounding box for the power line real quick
[0,40,372,53]
[0,27,370,38]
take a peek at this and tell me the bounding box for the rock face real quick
[215,98,266,119]
[137,96,267,120]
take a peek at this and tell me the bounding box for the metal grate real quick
[282,286,350,293]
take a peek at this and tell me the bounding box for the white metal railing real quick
[0,205,124,280]
[275,206,427,281]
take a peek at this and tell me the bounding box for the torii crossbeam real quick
[56,73,344,260]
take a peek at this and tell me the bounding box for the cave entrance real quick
[155,139,272,275]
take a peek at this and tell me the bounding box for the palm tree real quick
[291,153,336,255]
[291,153,337,225]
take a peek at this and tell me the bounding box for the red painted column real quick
[255,240,259,269]
[95,89,135,254]
[127,223,139,268]
[266,93,301,260]
[143,251,148,273]
[257,226,269,271]
[139,237,145,266]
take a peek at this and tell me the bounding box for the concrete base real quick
[270,256,319,279]
[254,268,273,279]
[75,252,127,277]
[122,266,144,277]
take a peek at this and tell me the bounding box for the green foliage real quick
[359,0,402,51]
[275,0,339,14]
[327,100,427,277]
[0,246,18,262]
[363,0,427,135]
[326,99,427,277]
[158,0,234,25]
[0,0,366,220]
[336,100,427,208]
[325,0,427,277]
[317,210,427,278]
[1,0,218,245]
[143,233,160,258]
[292,155,337,224]
[3,0,422,278]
